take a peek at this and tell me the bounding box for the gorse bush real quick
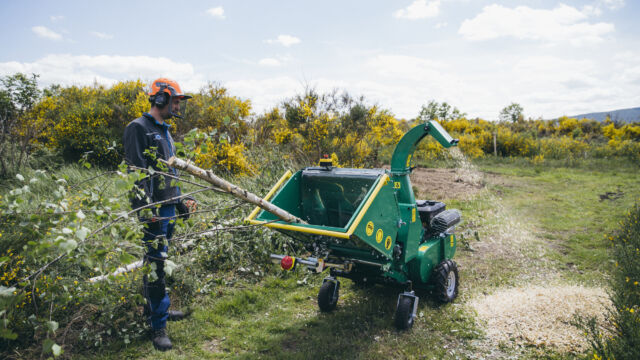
[257,89,404,167]
[32,81,149,166]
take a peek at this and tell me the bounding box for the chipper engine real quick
[168,120,461,330]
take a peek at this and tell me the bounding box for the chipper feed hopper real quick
[168,120,461,330]
[246,120,461,330]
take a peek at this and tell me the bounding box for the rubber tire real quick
[318,281,339,312]
[394,296,415,330]
[433,259,459,303]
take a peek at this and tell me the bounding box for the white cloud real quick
[91,31,113,40]
[50,15,64,22]
[206,7,225,19]
[258,58,281,67]
[459,4,614,46]
[435,22,447,29]
[0,54,205,91]
[225,77,300,110]
[394,0,440,20]
[32,26,62,41]
[265,35,301,47]
[600,0,625,10]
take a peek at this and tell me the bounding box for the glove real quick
[177,196,197,219]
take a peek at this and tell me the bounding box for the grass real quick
[82,272,481,360]
[4,155,639,359]
[474,156,640,285]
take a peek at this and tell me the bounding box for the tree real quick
[419,100,466,121]
[0,73,41,177]
[499,102,524,123]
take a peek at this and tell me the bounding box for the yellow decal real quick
[406,154,412,167]
[419,245,429,252]
[394,182,401,189]
[450,235,454,247]
[376,229,383,243]
[411,208,416,223]
[366,221,374,236]
[385,236,393,250]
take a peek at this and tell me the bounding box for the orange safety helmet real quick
[149,77,192,118]
[149,78,192,99]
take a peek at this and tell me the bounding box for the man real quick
[123,78,196,351]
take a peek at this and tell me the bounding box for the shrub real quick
[578,204,640,360]
[33,81,148,167]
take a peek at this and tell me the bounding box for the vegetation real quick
[0,72,639,358]
[577,204,640,360]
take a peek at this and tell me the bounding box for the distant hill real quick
[570,107,640,123]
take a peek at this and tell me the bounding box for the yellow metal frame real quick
[246,172,389,239]
[245,170,293,221]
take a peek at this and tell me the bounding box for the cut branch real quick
[166,156,306,224]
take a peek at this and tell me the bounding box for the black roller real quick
[430,209,461,233]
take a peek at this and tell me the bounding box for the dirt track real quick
[410,167,483,201]
[410,149,610,355]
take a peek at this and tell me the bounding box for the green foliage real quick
[419,100,466,121]
[32,80,149,166]
[499,102,524,123]
[0,143,299,357]
[0,73,42,177]
[578,204,640,360]
[260,89,404,167]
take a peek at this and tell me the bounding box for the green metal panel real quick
[390,121,457,173]
[352,177,400,259]
[256,171,303,221]
[428,121,456,148]
[398,203,423,262]
[407,238,441,285]
[444,233,457,259]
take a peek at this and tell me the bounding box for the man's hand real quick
[184,199,197,213]
[177,196,197,219]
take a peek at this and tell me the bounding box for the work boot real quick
[151,328,172,351]
[168,310,189,321]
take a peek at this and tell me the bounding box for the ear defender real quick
[154,92,167,108]
[150,83,169,108]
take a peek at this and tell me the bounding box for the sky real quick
[1,0,639,120]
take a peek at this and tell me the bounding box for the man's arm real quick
[123,122,153,210]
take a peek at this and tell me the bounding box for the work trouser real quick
[142,205,176,330]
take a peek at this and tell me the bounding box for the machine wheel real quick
[318,280,339,312]
[433,259,459,303]
[394,296,415,330]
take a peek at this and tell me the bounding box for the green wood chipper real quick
[168,120,461,330]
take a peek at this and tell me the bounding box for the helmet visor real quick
[169,96,189,119]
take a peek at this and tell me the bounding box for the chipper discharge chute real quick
[169,120,461,330]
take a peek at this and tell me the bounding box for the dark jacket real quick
[123,113,180,211]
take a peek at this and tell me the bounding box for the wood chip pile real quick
[470,285,610,352]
